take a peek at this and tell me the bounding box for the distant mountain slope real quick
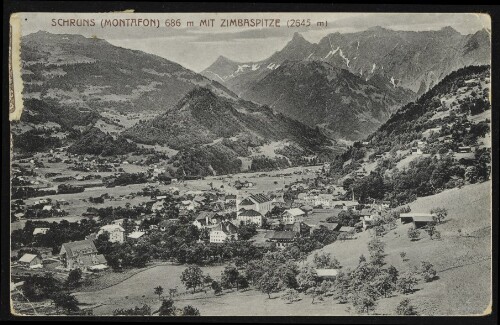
[202,27,490,96]
[368,65,491,148]
[243,60,414,140]
[328,65,491,206]
[68,127,138,156]
[123,87,331,151]
[123,86,339,176]
[21,31,237,115]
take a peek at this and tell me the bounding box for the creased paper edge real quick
[9,13,24,122]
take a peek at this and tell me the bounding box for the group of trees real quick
[269,237,437,314]
[250,156,290,172]
[94,233,150,270]
[105,172,149,187]
[340,152,487,207]
[13,129,63,153]
[113,299,200,316]
[67,127,138,156]
[11,219,100,253]
[57,183,85,194]
[21,273,80,314]
[172,144,242,177]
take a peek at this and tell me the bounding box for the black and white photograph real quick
[6,10,494,317]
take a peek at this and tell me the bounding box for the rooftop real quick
[99,224,125,232]
[265,231,296,240]
[238,209,263,217]
[61,239,98,257]
[316,268,340,277]
[284,208,305,216]
[250,194,271,204]
[211,222,238,235]
[128,231,145,239]
[19,254,38,263]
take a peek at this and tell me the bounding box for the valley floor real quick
[73,181,492,316]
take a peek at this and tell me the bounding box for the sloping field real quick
[307,180,492,315]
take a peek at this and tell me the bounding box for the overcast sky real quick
[18,12,491,72]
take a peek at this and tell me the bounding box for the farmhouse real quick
[315,268,340,279]
[412,215,436,228]
[98,224,125,243]
[400,213,436,228]
[339,226,356,233]
[265,231,296,249]
[193,211,217,229]
[361,214,380,230]
[300,205,314,213]
[60,239,107,271]
[458,146,473,153]
[411,147,423,155]
[18,254,42,268]
[236,209,264,227]
[151,200,165,212]
[282,208,306,224]
[318,223,340,232]
[179,200,197,211]
[34,198,50,205]
[283,221,311,237]
[33,227,50,236]
[209,221,238,243]
[301,193,333,207]
[332,200,359,211]
[159,219,180,231]
[238,194,273,215]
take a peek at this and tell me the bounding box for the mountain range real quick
[202,27,490,95]
[201,27,489,139]
[16,29,490,175]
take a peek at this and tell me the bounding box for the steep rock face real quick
[244,61,414,140]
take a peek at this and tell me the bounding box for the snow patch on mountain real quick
[371,63,377,73]
[338,49,350,67]
[324,47,340,60]
[390,76,396,88]
[205,71,226,82]
[251,64,260,71]
[236,64,251,73]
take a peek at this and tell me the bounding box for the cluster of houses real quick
[16,238,109,272]
[12,198,70,220]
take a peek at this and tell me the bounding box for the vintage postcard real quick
[8,12,492,317]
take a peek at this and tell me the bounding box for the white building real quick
[238,194,272,215]
[98,224,125,243]
[282,208,306,224]
[151,199,165,212]
[236,209,263,227]
[209,222,238,243]
[33,228,50,236]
